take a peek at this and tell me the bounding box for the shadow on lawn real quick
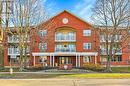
[0,73,65,79]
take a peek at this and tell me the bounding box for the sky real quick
[43,0,96,23]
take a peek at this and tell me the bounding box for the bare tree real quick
[92,0,130,72]
[8,0,50,71]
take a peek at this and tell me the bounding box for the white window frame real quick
[128,30,130,35]
[83,43,91,50]
[83,30,91,36]
[83,56,91,63]
[39,43,47,51]
[39,30,47,37]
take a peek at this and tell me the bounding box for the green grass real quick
[62,73,130,78]
[1,73,130,79]
[111,67,130,73]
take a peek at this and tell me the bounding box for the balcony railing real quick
[55,35,76,42]
[55,48,76,52]
[8,36,19,43]
[8,48,29,55]
[100,35,122,42]
[8,48,20,54]
[101,49,122,55]
[8,36,30,43]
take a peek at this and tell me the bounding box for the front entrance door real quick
[59,57,72,64]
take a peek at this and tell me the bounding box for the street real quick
[0,79,130,86]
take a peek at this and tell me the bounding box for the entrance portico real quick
[32,52,98,68]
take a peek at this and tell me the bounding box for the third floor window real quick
[39,30,47,37]
[83,30,91,36]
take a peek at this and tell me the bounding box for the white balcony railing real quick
[100,35,122,42]
[55,36,76,42]
[8,35,19,43]
[8,35,30,43]
[55,33,76,42]
[100,49,122,55]
[55,48,76,52]
[8,48,30,55]
[8,48,20,55]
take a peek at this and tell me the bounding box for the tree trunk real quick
[105,56,112,72]
[19,49,24,71]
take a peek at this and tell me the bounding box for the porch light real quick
[64,45,67,47]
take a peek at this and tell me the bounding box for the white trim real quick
[53,54,54,67]
[32,52,98,56]
[50,54,52,67]
[76,54,77,67]
[95,55,97,64]
[33,56,35,66]
[8,54,30,55]
[78,54,80,67]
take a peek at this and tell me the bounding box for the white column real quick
[95,55,97,64]
[50,54,52,67]
[76,54,77,67]
[53,54,55,67]
[33,56,36,66]
[79,54,80,67]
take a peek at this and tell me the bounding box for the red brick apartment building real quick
[2,10,130,68]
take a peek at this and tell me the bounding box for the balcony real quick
[55,48,76,52]
[100,49,122,55]
[8,36,19,43]
[8,48,20,55]
[8,35,30,43]
[100,35,122,42]
[8,48,30,55]
[55,33,76,42]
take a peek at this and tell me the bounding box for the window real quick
[111,56,122,62]
[128,30,130,35]
[128,43,130,49]
[83,30,91,36]
[83,56,91,63]
[83,43,91,50]
[100,35,105,42]
[39,43,47,51]
[114,35,122,41]
[39,30,47,37]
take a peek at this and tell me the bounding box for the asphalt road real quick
[0,79,130,86]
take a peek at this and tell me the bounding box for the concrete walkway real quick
[0,79,130,86]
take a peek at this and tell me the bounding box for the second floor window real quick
[39,30,47,37]
[39,43,47,51]
[83,43,91,50]
[83,30,91,36]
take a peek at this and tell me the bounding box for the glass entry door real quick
[59,57,72,64]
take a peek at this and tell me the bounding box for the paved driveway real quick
[0,79,130,86]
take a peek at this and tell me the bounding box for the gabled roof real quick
[40,10,93,27]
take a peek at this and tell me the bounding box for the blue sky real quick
[43,0,96,23]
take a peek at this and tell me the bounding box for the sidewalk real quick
[0,79,130,86]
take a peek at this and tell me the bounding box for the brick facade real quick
[3,10,130,68]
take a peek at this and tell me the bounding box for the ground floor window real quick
[8,56,20,64]
[39,56,48,63]
[111,55,122,62]
[83,56,91,63]
[59,57,72,64]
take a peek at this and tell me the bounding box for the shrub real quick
[83,63,104,71]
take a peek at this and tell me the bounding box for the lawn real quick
[111,67,130,73]
[1,73,130,79]
[62,73,130,79]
